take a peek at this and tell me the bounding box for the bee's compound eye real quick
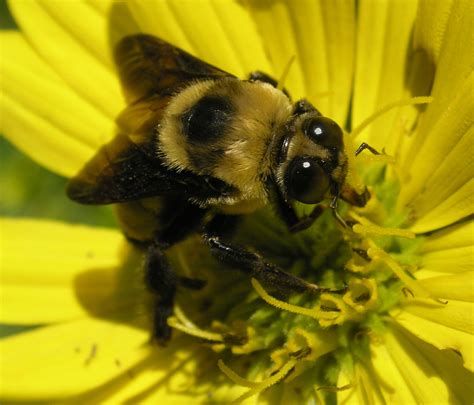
[303,116,343,150]
[182,96,233,142]
[286,157,330,204]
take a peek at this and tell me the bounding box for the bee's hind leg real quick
[144,202,208,343]
[144,244,177,344]
[202,215,330,295]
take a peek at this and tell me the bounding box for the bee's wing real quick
[66,130,234,204]
[67,35,236,204]
[114,34,234,103]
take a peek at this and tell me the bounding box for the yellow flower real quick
[1,0,473,403]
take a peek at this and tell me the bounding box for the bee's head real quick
[274,106,348,205]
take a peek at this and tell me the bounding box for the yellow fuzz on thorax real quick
[157,78,292,213]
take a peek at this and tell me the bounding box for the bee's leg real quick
[145,201,208,343]
[156,200,208,248]
[248,71,279,87]
[292,99,322,116]
[329,195,349,229]
[340,184,371,207]
[202,215,330,295]
[144,244,177,343]
[144,245,206,344]
[248,71,291,98]
[355,142,381,156]
[288,205,325,233]
[272,188,325,233]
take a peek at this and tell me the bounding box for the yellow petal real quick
[399,0,473,202]
[370,340,419,403]
[400,70,474,232]
[0,318,149,400]
[373,326,473,403]
[0,218,136,324]
[0,32,115,177]
[409,178,474,234]
[126,0,192,51]
[336,363,385,405]
[244,0,305,100]
[352,0,418,151]
[283,0,355,123]
[128,0,269,78]
[415,271,474,302]
[413,0,454,64]
[85,1,142,50]
[8,0,124,118]
[408,125,473,220]
[395,314,474,371]
[392,299,474,371]
[72,337,234,404]
[402,298,473,333]
[420,220,473,253]
[420,245,474,274]
[209,0,272,76]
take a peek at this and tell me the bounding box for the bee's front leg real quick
[272,188,325,233]
[288,205,325,233]
[355,142,381,156]
[202,215,330,295]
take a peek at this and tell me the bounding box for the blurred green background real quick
[0,0,116,337]
[0,139,116,335]
[0,137,116,227]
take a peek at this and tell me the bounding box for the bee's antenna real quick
[277,55,296,91]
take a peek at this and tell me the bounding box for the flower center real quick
[163,97,434,403]
[164,170,418,402]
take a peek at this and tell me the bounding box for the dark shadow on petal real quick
[0,0,17,30]
[392,324,473,404]
[107,2,142,53]
[404,27,436,117]
[73,242,151,332]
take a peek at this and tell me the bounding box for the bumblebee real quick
[67,34,368,342]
